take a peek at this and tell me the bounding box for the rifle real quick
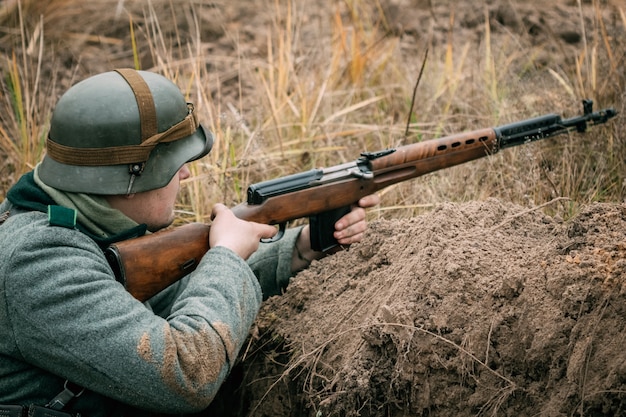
[105,99,616,301]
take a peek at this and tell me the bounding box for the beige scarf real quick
[33,164,142,238]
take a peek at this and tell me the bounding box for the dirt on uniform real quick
[209,199,626,416]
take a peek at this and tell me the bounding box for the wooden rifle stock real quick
[105,100,616,301]
[105,223,210,302]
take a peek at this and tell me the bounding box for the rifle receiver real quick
[247,169,324,204]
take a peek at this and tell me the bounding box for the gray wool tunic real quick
[0,194,300,416]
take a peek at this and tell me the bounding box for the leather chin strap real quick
[46,68,200,167]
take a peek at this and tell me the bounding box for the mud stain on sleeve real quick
[136,321,237,405]
[211,321,237,362]
[137,332,154,363]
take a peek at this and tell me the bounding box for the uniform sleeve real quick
[3,221,262,414]
[246,226,303,299]
[148,225,304,313]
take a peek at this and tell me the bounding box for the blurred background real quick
[0,0,623,223]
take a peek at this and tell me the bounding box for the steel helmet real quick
[39,69,213,195]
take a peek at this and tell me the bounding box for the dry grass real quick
[0,0,623,223]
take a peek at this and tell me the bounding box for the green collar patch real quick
[48,205,77,229]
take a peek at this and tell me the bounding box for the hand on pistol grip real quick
[309,205,352,253]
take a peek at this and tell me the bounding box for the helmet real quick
[39,69,213,195]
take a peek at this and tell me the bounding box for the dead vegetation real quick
[0,0,624,216]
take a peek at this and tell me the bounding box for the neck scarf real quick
[33,164,143,239]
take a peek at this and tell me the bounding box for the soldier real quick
[0,69,379,416]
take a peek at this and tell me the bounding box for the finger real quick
[334,219,367,240]
[334,207,366,231]
[336,230,364,245]
[358,194,381,209]
[256,223,279,240]
[335,194,379,230]
[210,203,228,220]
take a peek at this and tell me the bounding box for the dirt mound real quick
[209,199,626,416]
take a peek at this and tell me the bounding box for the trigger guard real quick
[261,223,286,243]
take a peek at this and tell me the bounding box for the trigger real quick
[261,223,286,243]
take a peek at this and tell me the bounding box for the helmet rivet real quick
[129,163,145,176]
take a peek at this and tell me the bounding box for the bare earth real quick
[209,199,626,416]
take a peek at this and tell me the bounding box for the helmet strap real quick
[115,68,158,141]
